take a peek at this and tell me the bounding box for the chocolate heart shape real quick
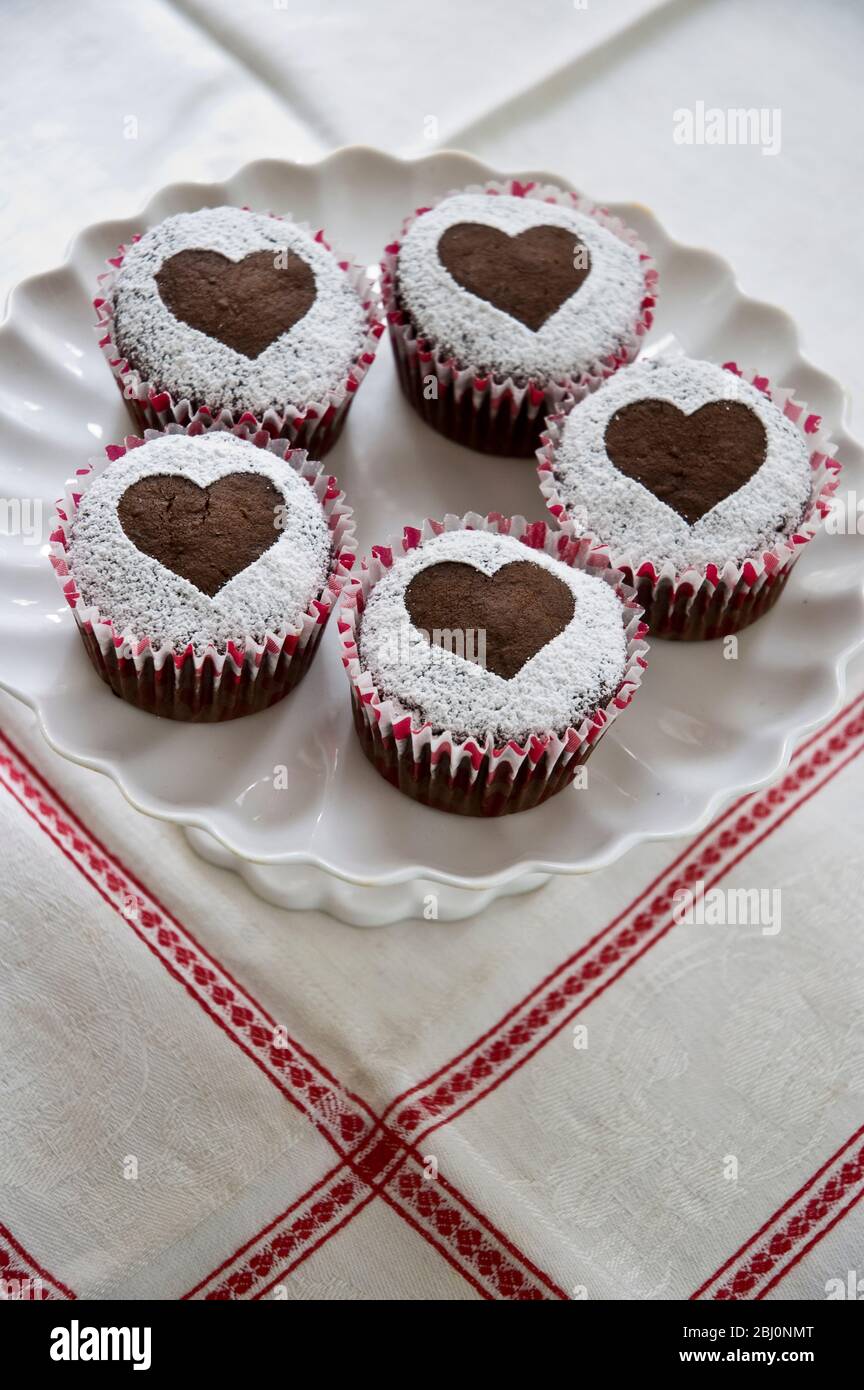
[405,560,575,680]
[437,223,591,331]
[155,248,316,357]
[118,473,283,596]
[603,399,768,524]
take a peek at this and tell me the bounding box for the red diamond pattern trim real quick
[386,701,864,1145]
[692,1124,864,1300]
[2,690,864,1302]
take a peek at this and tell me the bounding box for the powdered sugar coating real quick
[396,192,645,383]
[112,207,369,416]
[67,433,331,652]
[552,357,813,571]
[359,530,628,742]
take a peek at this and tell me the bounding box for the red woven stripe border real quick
[2,691,862,1300]
[0,732,565,1301]
[0,1223,75,1300]
[692,1123,864,1299]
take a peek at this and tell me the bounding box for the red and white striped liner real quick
[47,422,357,721]
[2,690,863,1299]
[381,177,658,458]
[93,209,384,458]
[537,365,842,640]
[337,512,648,816]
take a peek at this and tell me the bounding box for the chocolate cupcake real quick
[382,179,656,458]
[50,428,356,721]
[539,357,841,639]
[95,206,382,456]
[338,517,647,816]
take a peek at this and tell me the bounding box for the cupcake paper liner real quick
[381,177,658,459]
[337,513,649,817]
[49,423,358,722]
[94,210,384,459]
[537,364,843,641]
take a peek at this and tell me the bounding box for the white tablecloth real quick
[1,0,862,1301]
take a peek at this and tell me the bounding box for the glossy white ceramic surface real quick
[0,149,861,900]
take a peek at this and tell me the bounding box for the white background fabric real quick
[1,0,862,1302]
